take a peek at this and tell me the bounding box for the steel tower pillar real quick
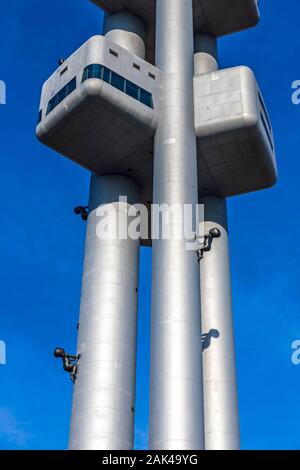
[69,175,140,450]
[199,196,239,450]
[69,12,146,450]
[195,33,239,451]
[103,11,147,59]
[149,0,205,450]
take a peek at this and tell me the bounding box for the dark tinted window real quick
[65,78,76,95]
[81,64,154,109]
[46,77,76,115]
[60,66,68,76]
[82,64,103,81]
[260,112,274,151]
[103,67,111,84]
[37,110,42,124]
[126,80,139,100]
[111,71,125,92]
[109,49,118,58]
[140,89,153,108]
[258,92,272,132]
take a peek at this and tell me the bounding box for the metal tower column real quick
[69,174,141,450]
[199,196,240,450]
[149,0,205,450]
[103,11,146,59]
[195,35,240,450]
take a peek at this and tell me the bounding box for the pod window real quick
[46,77,76,115]
[82,64,154,109]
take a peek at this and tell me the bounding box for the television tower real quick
[37,0,277,450]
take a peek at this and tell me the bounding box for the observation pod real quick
[194,65,277,197]
[36,35,160,209]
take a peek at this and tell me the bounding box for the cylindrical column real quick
[194,34,218,75]
[149,0,205,450]
[104,12,146,59]
[69,174,141,450]
[195,34,240,450]
[199,198,240,450]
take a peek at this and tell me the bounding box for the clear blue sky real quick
[0,0,299,450]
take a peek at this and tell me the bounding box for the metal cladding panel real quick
[195,66,277,198]
[90,0,259,37]
[36,36,160,186]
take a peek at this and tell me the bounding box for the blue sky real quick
[0,0,299,450]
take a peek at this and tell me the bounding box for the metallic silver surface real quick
[196,40,239,450]
[149,0,204,450]
[37,34,276,204]
[104,12,146,59]
[194,34,218,75]
[69,175,140,450]
[199,196,239,450]
[194,65,277,197]
[90,0,259,38]
[36,35,160,210]
[36,0,276,452]
[91,0,259,65]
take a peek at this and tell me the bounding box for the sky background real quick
[0,0,299,450]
